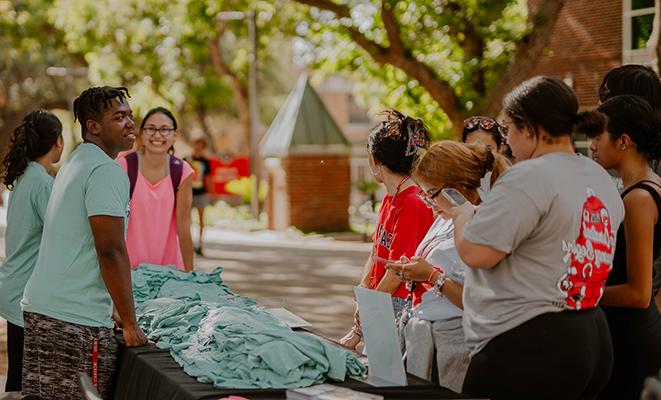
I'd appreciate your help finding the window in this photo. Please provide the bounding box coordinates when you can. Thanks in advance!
[623,0,656,64]
[348,94,370,125]
[573,132,590,157]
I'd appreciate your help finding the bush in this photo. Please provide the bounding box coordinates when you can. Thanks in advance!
[224,175,266,204]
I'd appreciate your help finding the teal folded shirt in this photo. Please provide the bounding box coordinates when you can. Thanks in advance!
[132,264,366,388]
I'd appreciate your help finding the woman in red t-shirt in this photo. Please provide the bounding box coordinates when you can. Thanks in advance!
[340,109,434,350]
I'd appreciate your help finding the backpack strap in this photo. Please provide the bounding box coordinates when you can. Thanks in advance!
[169,155,184,200]
[126,152,139,199]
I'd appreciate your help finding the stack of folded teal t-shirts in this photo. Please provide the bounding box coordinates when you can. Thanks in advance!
[132,264,366,388]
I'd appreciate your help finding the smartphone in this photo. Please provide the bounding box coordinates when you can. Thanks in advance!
[441,188,468,206]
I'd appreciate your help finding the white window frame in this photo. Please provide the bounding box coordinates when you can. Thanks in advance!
[623,0,656,64]
[575,139,591,157]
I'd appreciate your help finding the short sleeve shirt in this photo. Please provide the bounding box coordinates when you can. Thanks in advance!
[189,156,212,196]
[117,155,194,270]
[412,217,466,321]
[22,143,130,328]
[461,153,624,356]
[0,163,53,326]
[370,185,434,303]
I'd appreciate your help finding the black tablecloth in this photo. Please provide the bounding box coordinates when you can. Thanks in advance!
[112,335,474,400]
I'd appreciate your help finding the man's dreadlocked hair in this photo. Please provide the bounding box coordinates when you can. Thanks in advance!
[73,86,130,139]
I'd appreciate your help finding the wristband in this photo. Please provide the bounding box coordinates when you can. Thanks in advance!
[427,269,440,285]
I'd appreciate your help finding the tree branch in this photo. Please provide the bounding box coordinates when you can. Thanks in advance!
[207,33,251,155]
[293,0,465,136]
[208,36,247,99]
[194,105,216,147]
[294,0,350,17]
[479,0,566,115]
[443,1,488,95]
[295,0,390,61]
[381,1,404,55]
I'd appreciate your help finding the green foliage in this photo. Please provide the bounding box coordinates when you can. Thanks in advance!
[0,0,78,145]
[355,180,380,195]
[224,175,267,204]
[48,0,292,124]
[291,0,530,138]
[1,0,533,152]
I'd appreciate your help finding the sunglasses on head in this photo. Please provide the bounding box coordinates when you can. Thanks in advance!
[463,116,509,138]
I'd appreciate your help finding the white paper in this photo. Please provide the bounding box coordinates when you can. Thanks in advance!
[267,307,313,328]
[353,287,407,387]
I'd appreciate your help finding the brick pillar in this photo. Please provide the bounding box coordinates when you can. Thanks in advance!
[284,154,351,231]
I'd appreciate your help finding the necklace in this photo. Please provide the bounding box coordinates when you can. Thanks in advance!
[393,176,410,198]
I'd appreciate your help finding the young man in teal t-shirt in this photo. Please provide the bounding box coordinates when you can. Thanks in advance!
[21,87,148,399]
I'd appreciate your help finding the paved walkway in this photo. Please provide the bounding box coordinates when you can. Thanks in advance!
[195,237,368,339]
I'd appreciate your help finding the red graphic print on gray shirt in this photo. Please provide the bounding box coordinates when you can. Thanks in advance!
[558,188,616,310]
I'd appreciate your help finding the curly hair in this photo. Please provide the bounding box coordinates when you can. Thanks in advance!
[73,86,130,139]
[2,110,62,189]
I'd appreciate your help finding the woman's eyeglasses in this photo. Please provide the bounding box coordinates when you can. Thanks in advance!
[142,126,175,137]
[417,188,443,207]
[464,117,509,138]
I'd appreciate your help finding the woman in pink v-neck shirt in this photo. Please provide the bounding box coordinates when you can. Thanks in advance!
[117,107,195,271]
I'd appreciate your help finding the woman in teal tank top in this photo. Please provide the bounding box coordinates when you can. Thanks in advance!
[0,109,63,392]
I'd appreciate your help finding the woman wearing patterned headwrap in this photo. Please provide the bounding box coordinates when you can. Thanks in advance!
[339,109,434,350]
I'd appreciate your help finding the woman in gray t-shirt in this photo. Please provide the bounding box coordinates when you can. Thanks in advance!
[452,77,624,399]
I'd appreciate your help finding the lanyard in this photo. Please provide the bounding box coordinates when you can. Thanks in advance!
[393,176,409,197]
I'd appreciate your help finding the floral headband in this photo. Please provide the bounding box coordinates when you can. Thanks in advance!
[405,125,426,157]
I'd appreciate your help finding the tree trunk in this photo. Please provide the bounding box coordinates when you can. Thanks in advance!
[0,113,23,162]
[208,36,251,156]
[294,0,565,139]
[387,52,467,138]
[478,0,566,116]
[193,106,217,150]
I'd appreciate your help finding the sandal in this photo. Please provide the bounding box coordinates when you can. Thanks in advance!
[339,325,363,350]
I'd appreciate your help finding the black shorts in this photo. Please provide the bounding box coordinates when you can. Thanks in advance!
[22,312,118,400]
[462,308,612,400]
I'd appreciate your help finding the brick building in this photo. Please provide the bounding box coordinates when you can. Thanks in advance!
[261,75,352,232]
[530,0,655,104]
[528,0,655,152]
[314,1,658,184]
[263,1,658,230]
[315,76,375,207]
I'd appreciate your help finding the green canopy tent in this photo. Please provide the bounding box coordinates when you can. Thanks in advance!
[261,75,350,156]
[261,75,352,231]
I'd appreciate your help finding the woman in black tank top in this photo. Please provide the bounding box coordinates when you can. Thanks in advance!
[581,95,661,399]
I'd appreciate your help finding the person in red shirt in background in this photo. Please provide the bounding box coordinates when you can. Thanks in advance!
[339,109,434,350]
